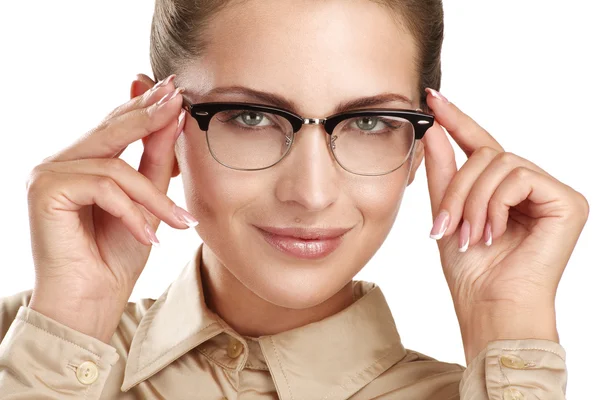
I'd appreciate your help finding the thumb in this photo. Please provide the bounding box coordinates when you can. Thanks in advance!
[422,120,457,218]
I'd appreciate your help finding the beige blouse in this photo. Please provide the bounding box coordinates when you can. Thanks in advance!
[0,244,567,399]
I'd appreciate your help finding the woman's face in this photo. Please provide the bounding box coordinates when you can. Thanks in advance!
[175,0,424,309]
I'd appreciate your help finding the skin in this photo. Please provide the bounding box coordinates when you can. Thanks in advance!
[27,0,588,367]
[171,0,424,336]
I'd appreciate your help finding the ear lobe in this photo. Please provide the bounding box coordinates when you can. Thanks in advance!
[407,141,425,186]
[130,73,158,100]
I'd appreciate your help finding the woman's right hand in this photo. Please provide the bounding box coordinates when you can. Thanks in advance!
[26,74,198,343]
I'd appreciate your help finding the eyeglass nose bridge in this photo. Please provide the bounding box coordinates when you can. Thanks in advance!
[296,118,336,149]
[302,118,326,126]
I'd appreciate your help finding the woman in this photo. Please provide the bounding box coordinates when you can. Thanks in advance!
[0,0,589,399]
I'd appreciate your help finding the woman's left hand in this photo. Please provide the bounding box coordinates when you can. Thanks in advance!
[422,89,589,364]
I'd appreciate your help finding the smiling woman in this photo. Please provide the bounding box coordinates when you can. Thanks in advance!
[0,0,595,399]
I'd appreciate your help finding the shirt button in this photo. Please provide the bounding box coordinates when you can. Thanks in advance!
[227,337,243,359]
[76,361,99,385]
[500,354,526,369]
[503,388,525,400]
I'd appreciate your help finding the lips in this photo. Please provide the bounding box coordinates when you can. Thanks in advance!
[254,225,352,260]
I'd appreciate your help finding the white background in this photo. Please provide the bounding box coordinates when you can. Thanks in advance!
[1,1,598,397]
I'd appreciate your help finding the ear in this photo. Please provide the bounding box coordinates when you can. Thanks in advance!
[407,140,424,186]
[130,73,156,99]
[130,73,181,178]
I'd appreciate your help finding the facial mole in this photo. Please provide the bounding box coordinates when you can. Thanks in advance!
[295,217,302,223]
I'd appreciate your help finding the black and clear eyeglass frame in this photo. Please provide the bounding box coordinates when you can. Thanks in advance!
[181,100,435,176]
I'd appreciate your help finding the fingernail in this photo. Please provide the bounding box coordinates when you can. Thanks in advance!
[156,74,176,88]
[430,210,450,240]
[177,109,186,130]
[175,110,186,140]
[458,220,470,253]
[484,221,493,246]
[426,88,449,103]
[145,224,160,248]
[157,87,185,107]
[173,205,199,228]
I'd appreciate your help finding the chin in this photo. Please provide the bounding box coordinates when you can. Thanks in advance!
[201,219,379,310]
[235,234,365,310]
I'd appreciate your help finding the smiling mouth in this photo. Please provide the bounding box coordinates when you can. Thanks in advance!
[254,225,352,260]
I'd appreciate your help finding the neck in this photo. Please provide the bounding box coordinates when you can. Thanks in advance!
[200,244,355,337]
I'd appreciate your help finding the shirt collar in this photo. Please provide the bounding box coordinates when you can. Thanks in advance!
[121,243,407,399]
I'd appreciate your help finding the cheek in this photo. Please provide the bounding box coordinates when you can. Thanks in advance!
[177,131,267,233]
[349,167,409,229]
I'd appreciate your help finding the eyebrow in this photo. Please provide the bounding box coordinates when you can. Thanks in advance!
[184,86,415,115]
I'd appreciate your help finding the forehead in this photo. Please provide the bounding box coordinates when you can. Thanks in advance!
[182,0,419,115]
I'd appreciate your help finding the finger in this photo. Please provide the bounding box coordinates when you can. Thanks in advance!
[422,120,457,232]
[28,171,158,247]
[425,88,504,157]
[111,74,176,160]
[53,87,185,162]
[35,157,196,230]
[102,74,176,123]
[137,108,187,215]
[487,167,582,260]
[46,75,177,163]
[434,146,501,241]
[462,152,559,248]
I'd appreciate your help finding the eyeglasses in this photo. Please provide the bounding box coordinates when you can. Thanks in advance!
[182,101,434,176]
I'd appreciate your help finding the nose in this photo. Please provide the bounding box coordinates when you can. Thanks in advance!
[274,124,340,212]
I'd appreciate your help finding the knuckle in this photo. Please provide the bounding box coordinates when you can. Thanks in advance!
[96,176,118,193]
[41,154,58,164]
[573,191,590,219]
[26,168,52,198]
[29,162,48,178]
[511,166,530,180]
[495,151,517,166]
[105,157,131,174]
[475,146,498,159]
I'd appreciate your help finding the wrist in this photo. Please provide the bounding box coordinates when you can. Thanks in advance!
[29,290,126,343]
[457,302,559,364]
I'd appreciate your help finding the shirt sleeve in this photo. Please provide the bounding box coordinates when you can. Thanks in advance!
[0,305,120,399]
[459,339,567,399]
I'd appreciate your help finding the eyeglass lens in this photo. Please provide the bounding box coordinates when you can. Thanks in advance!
[205,109,415,175]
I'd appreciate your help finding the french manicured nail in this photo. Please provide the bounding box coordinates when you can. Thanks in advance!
[173,205,199,228]
[458,220,470,253]
[430,210,450,240]
[157,74,176,88]
[177,109,186,130]
[157,87,185,107]
[484,221,493,246]
[145,224,160,248]
[147,75,175,98]
[426,88,449,103]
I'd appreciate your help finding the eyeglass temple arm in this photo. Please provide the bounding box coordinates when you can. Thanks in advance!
[181,96,193,112]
